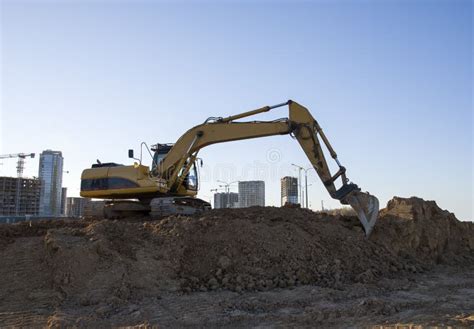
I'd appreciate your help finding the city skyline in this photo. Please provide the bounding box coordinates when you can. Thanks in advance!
[1,1,472,220]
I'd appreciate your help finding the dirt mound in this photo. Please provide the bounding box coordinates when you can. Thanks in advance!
[373,197,474,264]
[162,198,473,292]
[166,208,404,292]
[0,196,472,313]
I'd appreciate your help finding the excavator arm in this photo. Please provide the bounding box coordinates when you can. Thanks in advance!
[154,100,379,236]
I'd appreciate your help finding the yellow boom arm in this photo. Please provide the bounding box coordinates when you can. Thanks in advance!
[154,100,379,235]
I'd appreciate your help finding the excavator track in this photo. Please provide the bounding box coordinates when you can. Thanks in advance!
[150,197,211,219]
[83,198,211,220]
[84,200,150,219]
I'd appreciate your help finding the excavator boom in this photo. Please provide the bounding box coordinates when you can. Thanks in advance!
[153,100,379,236]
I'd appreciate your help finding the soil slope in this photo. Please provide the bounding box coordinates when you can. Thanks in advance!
[0,196,472,327]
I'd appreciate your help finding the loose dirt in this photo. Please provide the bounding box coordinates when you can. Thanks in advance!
[0,197,472,327]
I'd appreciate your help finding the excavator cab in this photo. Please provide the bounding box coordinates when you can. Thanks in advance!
[150,143,174,171]
[150,143,198,191]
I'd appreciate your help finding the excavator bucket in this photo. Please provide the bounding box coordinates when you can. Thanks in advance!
[345,191,379,237]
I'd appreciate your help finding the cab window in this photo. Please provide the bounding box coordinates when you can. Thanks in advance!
[152,152,167,171]
[186,162,198,190]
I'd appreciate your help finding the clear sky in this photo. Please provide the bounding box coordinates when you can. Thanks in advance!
[0,0,472,220]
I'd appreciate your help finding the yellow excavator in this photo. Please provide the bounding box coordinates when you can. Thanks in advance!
[80,100,379,236]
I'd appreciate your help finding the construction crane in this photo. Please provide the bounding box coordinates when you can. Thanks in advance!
[0,153,35,215]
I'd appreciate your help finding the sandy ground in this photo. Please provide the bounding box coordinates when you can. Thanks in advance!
[0,196,472,328]
[1,265,473,328]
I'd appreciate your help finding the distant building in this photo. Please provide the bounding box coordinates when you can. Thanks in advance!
[238,181,265,207]
[214,192,239,209]
[60,187,67,216]
[281,176,298,206]
[38,150,64,217]
[66,197,91,218]
[0,176,41,216]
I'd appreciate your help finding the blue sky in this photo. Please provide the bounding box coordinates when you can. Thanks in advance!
[1,0,472,220]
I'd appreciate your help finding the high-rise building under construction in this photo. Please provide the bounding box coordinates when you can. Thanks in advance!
[214,192,239,209]
[281,176,298,206]
[0,176,41,216]
[238,181,265,208]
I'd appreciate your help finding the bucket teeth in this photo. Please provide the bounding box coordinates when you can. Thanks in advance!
[345,191,379,237]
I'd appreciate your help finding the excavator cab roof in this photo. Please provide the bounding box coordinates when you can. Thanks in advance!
[151,143,174,154]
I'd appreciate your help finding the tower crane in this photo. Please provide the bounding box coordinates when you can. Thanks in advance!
[0,153,36,215]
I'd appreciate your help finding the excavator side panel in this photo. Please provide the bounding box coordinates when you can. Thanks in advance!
[80,164,164,199]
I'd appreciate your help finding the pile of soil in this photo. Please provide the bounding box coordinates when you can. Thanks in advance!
[169,197,473,292]
[374,197,474,264]
[0,197,472,311]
